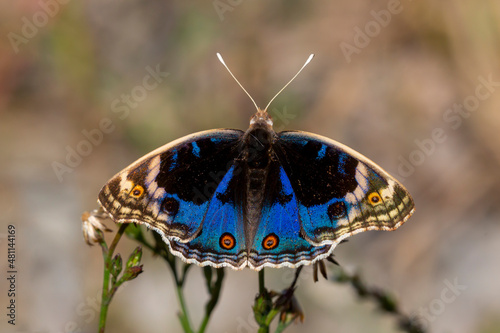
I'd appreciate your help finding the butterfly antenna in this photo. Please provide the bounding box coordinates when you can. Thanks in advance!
[217,53,260,112]
[264,54,314,112]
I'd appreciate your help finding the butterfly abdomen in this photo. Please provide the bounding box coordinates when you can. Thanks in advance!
[242,122,277,250]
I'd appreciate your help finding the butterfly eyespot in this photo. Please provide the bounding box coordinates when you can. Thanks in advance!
[328,201,346,219]
[130,185,144,198]
[262,233,279,250]
[368,192,382,205]
[162,198,179,215]
[219,233,236,250]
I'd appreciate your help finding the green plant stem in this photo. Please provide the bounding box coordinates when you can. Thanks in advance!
[125,226,227,333]
[259,269,265,294]
[258,324,270,333]
[172,261,195,332]
[265,309,280,327]
[198,307,212,332]
[164,254,193,332]
[176,283,194,333]
[256,269,274,333]
[127,228,195,332]
[199,268,225,333]
[98,223,128,333]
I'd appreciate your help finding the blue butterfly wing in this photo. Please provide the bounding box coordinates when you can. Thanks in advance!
[168,164,248,268]
[275,131,414,245]
[247,130,414,269]
[249,164,330,269]
[98,129,245,252]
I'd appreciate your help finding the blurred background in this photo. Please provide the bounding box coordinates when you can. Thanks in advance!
[1,0,500,332]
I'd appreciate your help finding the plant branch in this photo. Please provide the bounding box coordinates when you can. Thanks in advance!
[98,223,129,333]
[126,225,227,333]
[199,267,225,333]
[331,265,425,333]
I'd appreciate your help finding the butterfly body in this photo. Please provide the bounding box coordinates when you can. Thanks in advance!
[98,108,414,270]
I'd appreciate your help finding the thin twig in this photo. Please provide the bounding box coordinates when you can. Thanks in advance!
[331,265,426,333]
[199,268,225,333]
[98,223,128,333]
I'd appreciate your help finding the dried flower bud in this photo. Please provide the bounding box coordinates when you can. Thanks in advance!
[81,209,111,245]
[275,288,304,324]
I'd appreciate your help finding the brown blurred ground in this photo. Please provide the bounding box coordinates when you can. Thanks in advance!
[1,1,500,332]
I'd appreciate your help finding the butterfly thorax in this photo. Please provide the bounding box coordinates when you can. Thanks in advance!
[242,110,277,250]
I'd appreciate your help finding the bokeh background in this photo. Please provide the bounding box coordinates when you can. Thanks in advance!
[1,1,500,332]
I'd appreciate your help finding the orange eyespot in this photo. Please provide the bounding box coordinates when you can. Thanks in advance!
[219,233,236,250]
[262,233,279,250]
[130,185,144,198]
[368,192,382,205]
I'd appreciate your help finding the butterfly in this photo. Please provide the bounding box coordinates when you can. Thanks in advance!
[97,54,414,270]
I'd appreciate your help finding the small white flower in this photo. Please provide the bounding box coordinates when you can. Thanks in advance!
[82,209,111,245]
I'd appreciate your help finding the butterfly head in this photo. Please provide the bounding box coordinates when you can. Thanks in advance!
[250,109,273,130]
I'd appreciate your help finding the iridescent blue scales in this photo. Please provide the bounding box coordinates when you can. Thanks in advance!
[98,110,414,270]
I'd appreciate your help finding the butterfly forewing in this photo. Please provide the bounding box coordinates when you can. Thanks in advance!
[274,131,414,247]
[98,129,245,242]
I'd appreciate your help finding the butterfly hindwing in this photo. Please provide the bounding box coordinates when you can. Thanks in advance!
[273,130,414,249]
[98,129,244,244]
[249,163,331,269]
[168,164,248,268]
